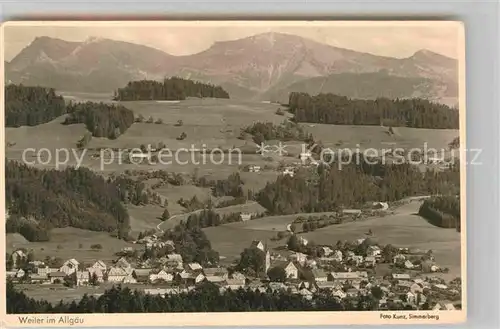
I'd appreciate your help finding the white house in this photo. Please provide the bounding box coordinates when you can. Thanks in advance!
[107,267,128,282]
[75,271,89,286]
[88,268,105,283]
[240,213,252,221]
[289,252,308,266]
[11,250,27,268]
[60,259,79,276]
[250,240,266,252]
[282,262,299,279]
[150,269,174,283]
[187,263,203,271]
[332,289,347,299]
[364,256,376,268]
[392,273,411,280]
[89,260,107,272]
[366,245,382,257]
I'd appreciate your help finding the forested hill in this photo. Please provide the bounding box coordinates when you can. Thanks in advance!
[5,161,130,242]
[288,92,459,129]
[63,102,135,139]
[5,84,66,127]
[114,77,230,101]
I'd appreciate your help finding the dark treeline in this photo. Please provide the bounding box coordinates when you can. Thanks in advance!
[196,173,245,198]
[258,161,460,215]
[5,161,130,241]
[418,196,461,231]
[5,84,66,127]
[183,210,244,229]
[288,92,459,129]
[242,121,312,144]
[114,77,230,101]
[63,102,135,139]
[161,222,219,266]
[8,281,395,313]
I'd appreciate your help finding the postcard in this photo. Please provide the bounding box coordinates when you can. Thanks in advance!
[1,20,466,326]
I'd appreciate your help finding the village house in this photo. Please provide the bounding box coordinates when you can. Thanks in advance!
[298,236,309,246]
[404,260,414,269]
[393,254,406,264]
[15,268,26,279]
[6,270,16,278]
[107,267,128,282]
[289,252,308,266]
[88,268,105,283]
[88,260,107,272]
[366,245,382,258]
[321,246,333,257]
[225,278,246,290]
[203,267,229,283]
[187,262,203,272]
[29,273,50,284]
[392,273,411,280]
[250,240,265,252]
[59,259,79,276]
[75,271,89,286]
[346,288,359,298]
[312,269,328,282]
[115,257,132,271]
[123,273,137,284]
[315,281,336,290]
[364,256,376,268]
[10,249,27,269]
[240,213,252,221]
[48,271,66,284]
[298,288,313,300]
[149,269,174,283]
[29,260,45,267]
[282,262,299,279]
[249,165,261,173]
[349,255,364,266]
[332,250,343,262]
[332,289,347,300]
[37,266,57,277]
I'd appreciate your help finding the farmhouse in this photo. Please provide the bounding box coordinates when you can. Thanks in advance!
[392,273,411,280]
[203,267,229,283]
[107,267,128,282]
[133,268,152,283]
[10,249,27,268]
[88,260,107,272]
[75,271,89,286]
[60,259,79,276]
[250,240,266,252]
[150,269,174,283]
[278,262,299,279]
[48,271,66,284]
[240,213,252,221]
[87,268,105,283]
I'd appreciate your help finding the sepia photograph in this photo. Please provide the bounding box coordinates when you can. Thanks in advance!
[1,20,466,326]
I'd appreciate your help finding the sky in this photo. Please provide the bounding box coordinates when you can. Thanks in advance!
[3,22,461,61]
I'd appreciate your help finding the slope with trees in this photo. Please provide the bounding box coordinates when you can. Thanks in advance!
[288,92,459,129]
[5,84,66,127]
[114,77,230,101]
[63,101,135,139]
[5,161,130,241]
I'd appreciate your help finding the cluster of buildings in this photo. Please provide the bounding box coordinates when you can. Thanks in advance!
[7,234,459,310]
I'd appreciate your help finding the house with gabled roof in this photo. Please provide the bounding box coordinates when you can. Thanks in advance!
[133,268,152,283]
[75,271,89,286]
[203,267,228,283]
[48,271,66,284]
[149,269,174,283]
[187,262,203,271]
[107,267,128,282]
[60,259,79,276]
[89,260,107,272]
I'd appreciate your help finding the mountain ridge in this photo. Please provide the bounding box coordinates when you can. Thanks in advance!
[5,32,458,104]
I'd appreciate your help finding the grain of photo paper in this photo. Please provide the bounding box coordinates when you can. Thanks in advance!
[0,20,466,326]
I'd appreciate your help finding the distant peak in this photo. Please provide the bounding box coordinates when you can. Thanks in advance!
[84,36,105,44]
[412,49,449,59]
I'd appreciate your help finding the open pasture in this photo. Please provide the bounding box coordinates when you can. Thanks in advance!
[6,227,137,264]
